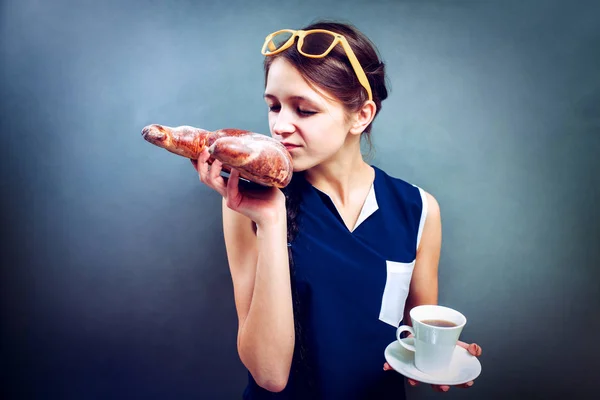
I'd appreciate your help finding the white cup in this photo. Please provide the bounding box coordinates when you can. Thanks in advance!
[396,305,466,375]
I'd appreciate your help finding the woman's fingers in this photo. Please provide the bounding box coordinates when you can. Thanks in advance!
[227,169,240,195]
[384,364,418,387]
[456,381,475,388]
[383,363,417,387]
[197,150,210,182]
[208,159,221,181]
[193,149,228,197]
[208,160,227,197]
[457,341,483,357]
[469,343,482,357]
[197,148,210,164]
[226,169,243,210]
[384,362,473,392]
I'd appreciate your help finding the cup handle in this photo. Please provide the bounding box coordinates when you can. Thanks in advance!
[396,325,415,352]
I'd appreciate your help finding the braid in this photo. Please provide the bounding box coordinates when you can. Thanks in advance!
[285,172,304,247]
[283,172,317,395]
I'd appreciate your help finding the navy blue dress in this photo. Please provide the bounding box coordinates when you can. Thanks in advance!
[243,166,428,400]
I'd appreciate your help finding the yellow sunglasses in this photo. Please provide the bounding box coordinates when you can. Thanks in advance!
[261,29,373,102]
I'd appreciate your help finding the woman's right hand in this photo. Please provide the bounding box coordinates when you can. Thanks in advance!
[191,148,287,226]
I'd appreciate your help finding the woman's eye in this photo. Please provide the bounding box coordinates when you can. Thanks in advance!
[267,104,315,115]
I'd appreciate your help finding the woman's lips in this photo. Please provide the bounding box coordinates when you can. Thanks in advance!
[283,144,301,151]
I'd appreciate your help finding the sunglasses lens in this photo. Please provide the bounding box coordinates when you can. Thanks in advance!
[266,31,294,53]
[300,32,336,56]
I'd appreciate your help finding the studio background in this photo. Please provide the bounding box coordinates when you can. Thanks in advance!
[1,0,599,399]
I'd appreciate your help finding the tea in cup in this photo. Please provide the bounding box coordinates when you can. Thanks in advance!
[396,305,466,375]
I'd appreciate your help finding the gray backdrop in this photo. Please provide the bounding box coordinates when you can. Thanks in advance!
[2,0,599,399]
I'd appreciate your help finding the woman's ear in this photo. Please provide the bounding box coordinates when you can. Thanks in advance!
[349,100,377,136]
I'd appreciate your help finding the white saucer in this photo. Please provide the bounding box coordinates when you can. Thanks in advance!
[384,337,482,386]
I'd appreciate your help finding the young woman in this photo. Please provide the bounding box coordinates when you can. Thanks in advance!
[191,20,482,399]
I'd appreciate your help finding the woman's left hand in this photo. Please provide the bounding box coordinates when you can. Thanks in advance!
[383,341,483,392]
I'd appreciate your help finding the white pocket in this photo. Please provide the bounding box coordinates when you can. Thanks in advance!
[379,260,416,327]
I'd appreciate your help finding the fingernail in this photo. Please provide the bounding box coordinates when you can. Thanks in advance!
[442,387,449,392]
[471,344,478,355]
[467,381,474,387]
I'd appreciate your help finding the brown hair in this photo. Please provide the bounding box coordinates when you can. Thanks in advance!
[263,20,389,392]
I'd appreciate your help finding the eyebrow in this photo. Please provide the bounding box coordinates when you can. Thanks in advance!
[263,93,315,103]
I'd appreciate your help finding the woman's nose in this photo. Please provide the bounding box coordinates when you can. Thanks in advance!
[271,111,295,137]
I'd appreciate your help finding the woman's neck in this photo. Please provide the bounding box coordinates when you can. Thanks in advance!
[305,139,374,207]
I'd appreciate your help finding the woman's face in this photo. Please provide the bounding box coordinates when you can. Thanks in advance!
[264,57,353,172]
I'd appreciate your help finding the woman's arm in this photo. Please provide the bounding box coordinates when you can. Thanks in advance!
[403,191,442,325]
[222,199,295,392]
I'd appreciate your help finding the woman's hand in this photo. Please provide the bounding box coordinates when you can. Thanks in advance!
[191,148,286,226]
[383,340,483,392]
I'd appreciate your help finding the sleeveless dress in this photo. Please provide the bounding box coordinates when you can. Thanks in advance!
[243,165,428,400]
